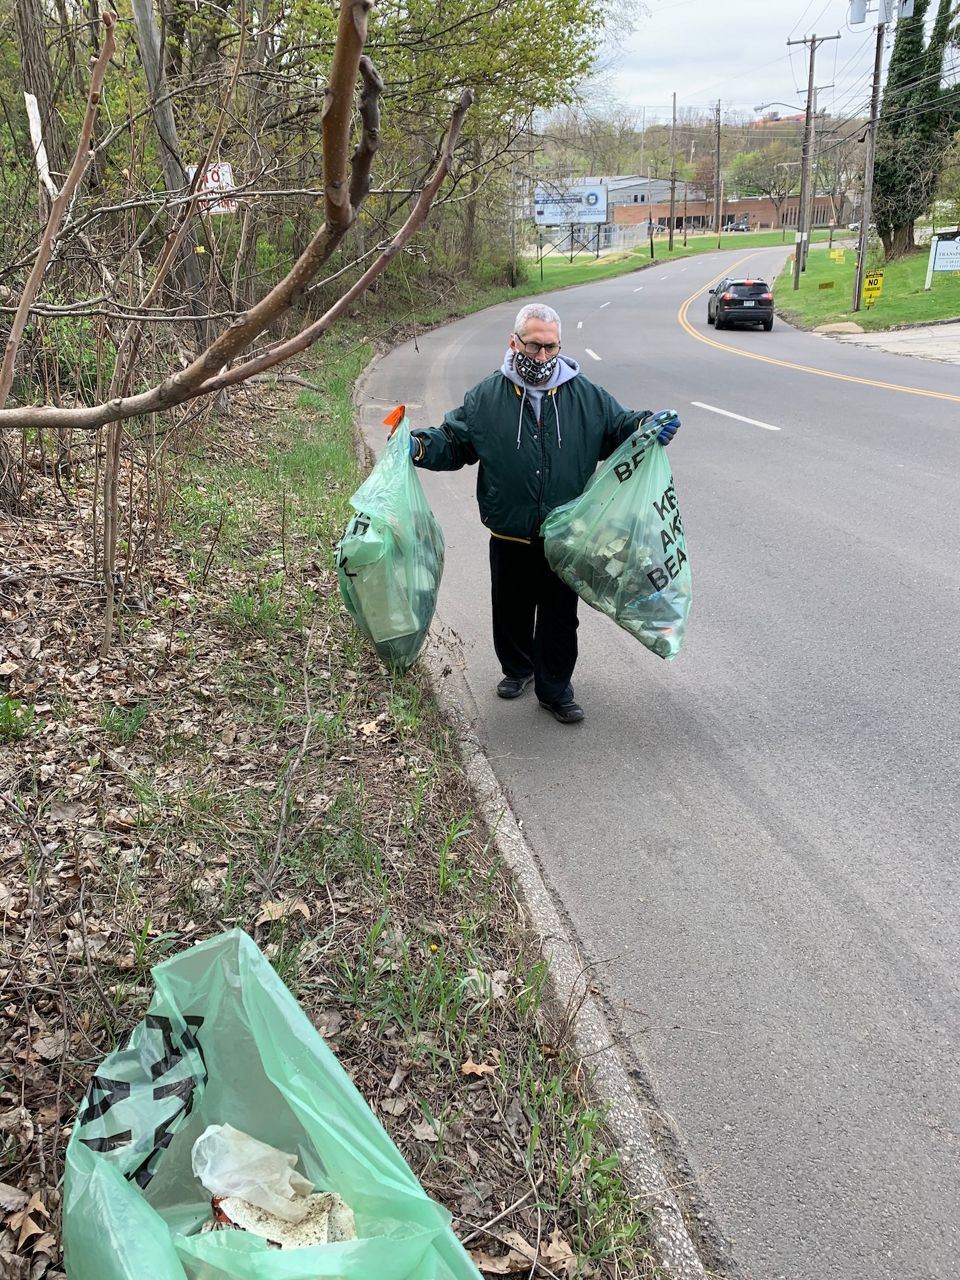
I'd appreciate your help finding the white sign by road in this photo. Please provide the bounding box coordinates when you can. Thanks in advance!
[924,232,960,288]
[533,184,607,226]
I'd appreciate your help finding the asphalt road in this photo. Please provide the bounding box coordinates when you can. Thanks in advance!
[357,245,960,1280]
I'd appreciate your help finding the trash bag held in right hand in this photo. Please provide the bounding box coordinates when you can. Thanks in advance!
[541,420,692,660]
[335,413,444,672]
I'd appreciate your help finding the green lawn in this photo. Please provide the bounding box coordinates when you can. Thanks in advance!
[774,243,960,331]
[528,227,834,292]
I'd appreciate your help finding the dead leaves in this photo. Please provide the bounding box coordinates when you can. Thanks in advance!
[254,898,311,926]
[0,1184,28,1213]
[468,1227,576,1277]
[1,1189,56,1266]
[460,1057,497,1078]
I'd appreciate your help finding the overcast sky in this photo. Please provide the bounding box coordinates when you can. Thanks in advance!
[590,0,899,123]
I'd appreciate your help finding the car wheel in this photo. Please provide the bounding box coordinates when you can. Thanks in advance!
[763,317,773,332]
[715,316,725,330]
[707,311,715,326]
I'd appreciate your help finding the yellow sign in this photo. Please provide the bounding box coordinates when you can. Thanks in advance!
[830,249,845,262]
[863,270,884,308]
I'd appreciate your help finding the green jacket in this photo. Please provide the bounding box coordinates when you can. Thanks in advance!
[412,371,650,541]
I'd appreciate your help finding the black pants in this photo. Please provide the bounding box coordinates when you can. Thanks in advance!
[489,536,579,705]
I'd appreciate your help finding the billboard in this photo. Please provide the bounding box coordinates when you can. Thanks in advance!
[533,183,607,226]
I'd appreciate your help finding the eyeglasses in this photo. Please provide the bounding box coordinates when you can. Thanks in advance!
[514,335,561,357]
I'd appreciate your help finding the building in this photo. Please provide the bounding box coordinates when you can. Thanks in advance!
[602,176,840,231]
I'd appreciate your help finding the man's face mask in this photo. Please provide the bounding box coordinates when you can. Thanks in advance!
[512,334,561,386]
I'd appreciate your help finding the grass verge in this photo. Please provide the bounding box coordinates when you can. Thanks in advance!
[774,241,960,330]
[0,330,665,1277]
[469,228,835,300]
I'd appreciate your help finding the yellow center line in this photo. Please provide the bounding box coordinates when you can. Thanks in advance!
[676,251,960,405]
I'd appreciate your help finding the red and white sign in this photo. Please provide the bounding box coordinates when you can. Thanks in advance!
[187,162,238,214]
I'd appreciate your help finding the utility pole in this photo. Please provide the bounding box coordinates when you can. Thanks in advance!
[639,106,645,183]
[668,91,677,252]
[787,31,839,290]
[713,99,721,238]
[853,20,886,311]
[801,87,832,272]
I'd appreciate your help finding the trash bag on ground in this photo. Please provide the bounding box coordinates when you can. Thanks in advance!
[541,420,692,659]
[63,929,481,1280]
[335,411,444,671]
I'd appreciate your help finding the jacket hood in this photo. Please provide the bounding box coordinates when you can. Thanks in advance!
[500,350,580,391]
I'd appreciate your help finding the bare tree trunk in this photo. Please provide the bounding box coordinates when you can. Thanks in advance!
[880,221,917,259]
[130,0,209,348]
[237,0,273,307]
[14,0,66,199]
[461,138,481,264]
[0,436,18,512]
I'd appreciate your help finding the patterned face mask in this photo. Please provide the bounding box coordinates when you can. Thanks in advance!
[513,350,559,385]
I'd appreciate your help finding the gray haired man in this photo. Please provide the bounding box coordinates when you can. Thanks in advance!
[409,303,680,724]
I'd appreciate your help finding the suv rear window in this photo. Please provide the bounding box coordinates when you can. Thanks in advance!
[729,281,770,297]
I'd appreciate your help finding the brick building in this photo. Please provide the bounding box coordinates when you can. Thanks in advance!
[602,176,841,232]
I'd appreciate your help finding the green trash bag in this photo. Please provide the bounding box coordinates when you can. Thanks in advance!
[541,420,692,660]
[335,412,444,671]
[63,929,481,1280]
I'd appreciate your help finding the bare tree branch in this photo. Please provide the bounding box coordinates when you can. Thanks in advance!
[0,12,116,410]
[0,4,472,435]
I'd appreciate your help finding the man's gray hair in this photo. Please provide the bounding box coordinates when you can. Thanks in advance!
[514,303,561,339]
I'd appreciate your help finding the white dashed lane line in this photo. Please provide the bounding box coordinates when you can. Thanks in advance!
[633,286,644,292]
[691,401,781,432]
[585,349,602,361]
[600,301,611,309]
[577,320,583,329]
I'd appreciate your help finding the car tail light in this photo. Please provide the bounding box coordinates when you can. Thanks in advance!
[761,292,773,300]
[721,291,732,301]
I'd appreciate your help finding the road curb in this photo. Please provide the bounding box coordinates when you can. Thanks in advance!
[420,640,708,1280]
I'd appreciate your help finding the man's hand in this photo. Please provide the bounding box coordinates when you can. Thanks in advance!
[649,409,681,446]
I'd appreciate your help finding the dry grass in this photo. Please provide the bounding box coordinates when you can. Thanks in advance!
[0,364,663,1279]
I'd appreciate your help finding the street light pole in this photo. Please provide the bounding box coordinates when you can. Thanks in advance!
[853,20,886,312]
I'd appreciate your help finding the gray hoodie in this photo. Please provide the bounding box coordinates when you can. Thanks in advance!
[500,351,580,449]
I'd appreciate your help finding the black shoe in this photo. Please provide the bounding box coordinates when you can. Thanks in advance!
[497,674,534,699]
[538,698,585,724]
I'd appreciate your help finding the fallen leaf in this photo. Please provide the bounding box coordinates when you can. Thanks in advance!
[409,1118,439,1143]
[255,899,311,926]
[15,1214,42,1252]
[30,1231,57,1254]
[378,1096,409,1117]
[542,1227,577,1276]
[468,1232,537,1274]
[461,1058,497,1078]
[0,1182,27,1212]
[32,1031,66,1061]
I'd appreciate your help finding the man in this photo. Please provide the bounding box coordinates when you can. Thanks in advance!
[408,303,680,725]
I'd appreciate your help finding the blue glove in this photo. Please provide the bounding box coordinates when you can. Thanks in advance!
[650,409,681,446]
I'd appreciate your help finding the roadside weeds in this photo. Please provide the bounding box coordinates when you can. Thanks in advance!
[0,333,669,1278]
